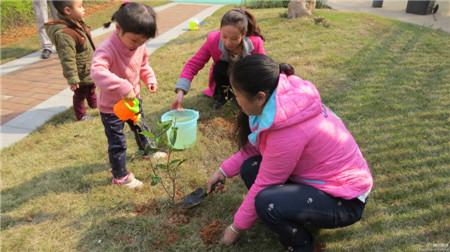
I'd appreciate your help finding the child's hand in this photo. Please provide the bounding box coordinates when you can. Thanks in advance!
[70,84,79,91]
[124,89,136,100]
[148,84,157,93]
[171,89,184,111]
[207,169,226,194]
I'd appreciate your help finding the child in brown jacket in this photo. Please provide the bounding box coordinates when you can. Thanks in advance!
[45,0,96,120]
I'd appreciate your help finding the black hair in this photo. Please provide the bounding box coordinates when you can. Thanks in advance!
[220,8,264,40]
[52,0,74,16]
[103,2,157,39]
[231,54,295,148]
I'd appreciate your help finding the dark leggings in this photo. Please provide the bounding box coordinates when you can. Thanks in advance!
[212,60,234,104]
[73,84,97,120]
[100,100,152,178]
[240,156,366,252]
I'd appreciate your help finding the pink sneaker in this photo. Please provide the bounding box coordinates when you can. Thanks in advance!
[112,173,143,189]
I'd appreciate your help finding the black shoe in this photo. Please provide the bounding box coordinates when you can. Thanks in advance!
[41,49,52,59]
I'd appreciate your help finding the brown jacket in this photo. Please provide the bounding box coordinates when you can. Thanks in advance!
[45,17,95,85]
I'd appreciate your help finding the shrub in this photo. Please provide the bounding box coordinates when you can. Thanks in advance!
[1,0,34,33]
[141,120,186,205]
[242,0,330,10]
[242,0,289,9]
[316,0,331,9]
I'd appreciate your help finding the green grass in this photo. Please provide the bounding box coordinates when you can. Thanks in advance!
[0,0,117,32]
[2,7,450,251]
[1,0,34,32]
[0,0,168,64]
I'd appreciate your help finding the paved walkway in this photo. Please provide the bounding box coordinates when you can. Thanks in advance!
[327,0,450,33]
[0,3,224,149]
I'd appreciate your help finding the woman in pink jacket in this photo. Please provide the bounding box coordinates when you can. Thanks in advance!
[172,8,266,110]
[207,55,373,251]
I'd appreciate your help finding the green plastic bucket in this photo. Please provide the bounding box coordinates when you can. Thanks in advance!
[160,109,200,149]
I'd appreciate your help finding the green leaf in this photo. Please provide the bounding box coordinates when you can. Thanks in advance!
[169,127,178,146]
[156,164,167,170]
[170,159,187,167]
[162,124,172,134]
[175,159,187,169]
[144,145,159,153]
[169,159,181,165]
[150,175,161,186]
[140,130,155,139]
[159,120,173,133]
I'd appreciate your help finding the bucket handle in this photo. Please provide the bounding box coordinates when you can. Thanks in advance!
[123,98,140,114]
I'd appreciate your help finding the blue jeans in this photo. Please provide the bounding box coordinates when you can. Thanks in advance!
[240,156,366,252]
[100,102,151,178]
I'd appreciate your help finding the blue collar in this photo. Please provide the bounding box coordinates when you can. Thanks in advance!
[248,90,277,146]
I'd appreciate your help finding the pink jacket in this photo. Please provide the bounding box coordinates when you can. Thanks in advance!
[175,31,265,96]
[221,74,373,230]
[90,32,157,113]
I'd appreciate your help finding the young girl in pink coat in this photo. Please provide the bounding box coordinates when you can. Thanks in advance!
[172,8,266,110]
[90,3,159,189]
[207,55,373,251]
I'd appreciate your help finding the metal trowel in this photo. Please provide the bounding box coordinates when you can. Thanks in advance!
[180,180,224,209]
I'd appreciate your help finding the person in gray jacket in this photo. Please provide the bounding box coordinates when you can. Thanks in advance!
[32,0,59,59]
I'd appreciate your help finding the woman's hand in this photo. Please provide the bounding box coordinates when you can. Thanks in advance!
[172,89,184,111]
[207,170,226,194]
[220,224,240,246]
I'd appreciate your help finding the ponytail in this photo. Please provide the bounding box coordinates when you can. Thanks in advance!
[103,2,157,39]
[103,3,127,28]
[279,63,295,76]
[221,8,264,40]
[231,55,296,148]
[236,111,251,149]
[241,9,264,40]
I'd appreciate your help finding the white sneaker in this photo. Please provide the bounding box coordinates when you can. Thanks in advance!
[151,151,168,160]
[112,173,143,189]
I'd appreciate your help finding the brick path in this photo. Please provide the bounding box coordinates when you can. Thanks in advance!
[0,3,211,124]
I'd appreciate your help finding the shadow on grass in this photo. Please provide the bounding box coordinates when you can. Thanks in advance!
[44,108,80,126]
[0,163,108,217]
[0,211,64,233]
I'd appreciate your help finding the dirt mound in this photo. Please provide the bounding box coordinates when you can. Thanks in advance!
[167,207,190,225]
[199,219,224,245]
[134,200,161,216]
[199,117,235,140]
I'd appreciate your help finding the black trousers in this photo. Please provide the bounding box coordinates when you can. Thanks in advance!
[212,60,235,104]
[100,101,151,178]
[240,155,366,252]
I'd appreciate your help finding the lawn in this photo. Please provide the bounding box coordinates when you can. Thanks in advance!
[0,0,168,64]
[1,6,449,251]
